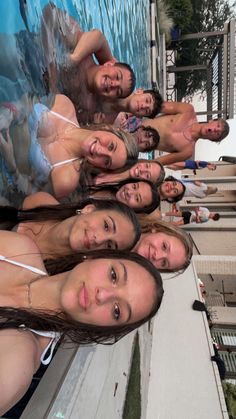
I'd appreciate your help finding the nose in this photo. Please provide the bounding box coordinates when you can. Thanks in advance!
[151,249,164,263]
[110,79,119,88]
[95,287,115,305]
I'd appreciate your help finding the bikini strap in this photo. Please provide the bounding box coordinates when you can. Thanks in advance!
[49,110,80,128]
[52,157,81,168]
[0,255,47,276]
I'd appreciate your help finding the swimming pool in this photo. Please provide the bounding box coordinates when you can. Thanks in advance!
[0,0,152,206]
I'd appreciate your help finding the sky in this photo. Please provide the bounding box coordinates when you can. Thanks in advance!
[192,93,236,161]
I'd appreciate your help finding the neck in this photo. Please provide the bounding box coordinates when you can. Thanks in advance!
[36,219,75,257]
[29,271,67,312]
[190,122,202,140]
[114,97,129,112]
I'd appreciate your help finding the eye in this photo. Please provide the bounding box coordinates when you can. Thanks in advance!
[104,157,111,168]
[108,142,114,151]
[110,267,117,284]
[106,240,114,249]
[104,220,109,232]
[116,88,122,97]
[162,242,167,251]
[113,303,120,321]
[161,259,168,268]
[132,183,137,189]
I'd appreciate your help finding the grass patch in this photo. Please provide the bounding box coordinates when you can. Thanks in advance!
[123,332,141,419]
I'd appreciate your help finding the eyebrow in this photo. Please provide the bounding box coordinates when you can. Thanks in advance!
[108,216,116,234]
[118,70,123,96]
[119,262,132,323]
[113,141,117,153]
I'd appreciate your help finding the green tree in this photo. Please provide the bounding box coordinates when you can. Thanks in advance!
[222,382,236,419]
[166,0,193,30]
[168,0,236,100]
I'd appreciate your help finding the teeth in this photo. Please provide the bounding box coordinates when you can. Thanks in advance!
[90,141,96,155]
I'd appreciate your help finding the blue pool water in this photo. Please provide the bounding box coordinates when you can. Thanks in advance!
[0,0,151,206]
[0,0,151,88]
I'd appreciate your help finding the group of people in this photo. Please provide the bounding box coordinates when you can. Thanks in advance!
[0,2,230,415]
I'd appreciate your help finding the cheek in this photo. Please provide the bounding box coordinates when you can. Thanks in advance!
[86,306,112,326]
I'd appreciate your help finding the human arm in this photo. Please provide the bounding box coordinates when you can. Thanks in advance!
[41,5,114,66]
[0,329,42,416]
[156,145,194,166]
[23,192,59,209]
[70,29,115,66]
[160,101,195,115]
[166,161,186,170]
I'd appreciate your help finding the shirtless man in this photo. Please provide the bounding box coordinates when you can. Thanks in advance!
[141,101,230,165]
[40,3,136,121]
[91,89,163,125]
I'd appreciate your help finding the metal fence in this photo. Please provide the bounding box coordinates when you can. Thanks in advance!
[166,19,236,120]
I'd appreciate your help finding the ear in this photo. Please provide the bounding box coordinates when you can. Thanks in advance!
[81,204,96,214]
[103,60,115,67]
[135,89,144,95]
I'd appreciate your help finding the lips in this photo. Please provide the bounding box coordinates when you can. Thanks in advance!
[134,167,140,177]
[119,186,128,203]
[102,76,110,93]
[78,282,89,310]
[165,183,170,193]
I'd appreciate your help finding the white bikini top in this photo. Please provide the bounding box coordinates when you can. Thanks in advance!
[49,110,82,170]
[0,254,61,365]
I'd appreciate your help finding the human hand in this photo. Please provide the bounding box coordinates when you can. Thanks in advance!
[114,112,129,129]
[93,112,106,124]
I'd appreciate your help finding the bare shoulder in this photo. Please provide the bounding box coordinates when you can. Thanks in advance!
[0,230,44,267]
[53,94,76,113]
[0,329,42,415]
[23,192,59,209]
[51,162,80,198]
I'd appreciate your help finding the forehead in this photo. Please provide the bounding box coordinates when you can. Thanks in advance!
[139,128,154,138]
[136,92,153,102]
[139,181,152,198]
[210,119,223,128]
[122,259,156,322]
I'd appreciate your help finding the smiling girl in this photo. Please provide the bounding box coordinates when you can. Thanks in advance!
[0,231,163,415]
